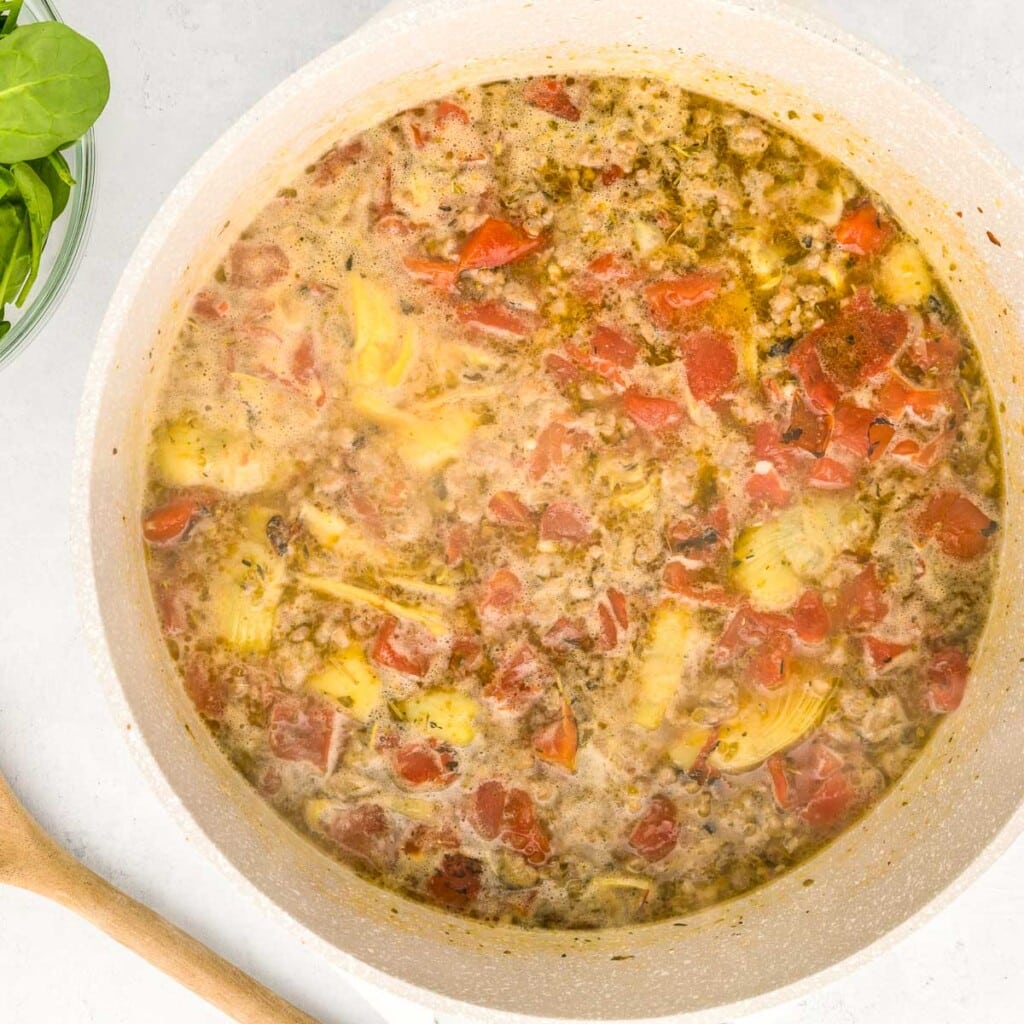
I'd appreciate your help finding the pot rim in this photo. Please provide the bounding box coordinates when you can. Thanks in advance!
[71,2,1024,1021]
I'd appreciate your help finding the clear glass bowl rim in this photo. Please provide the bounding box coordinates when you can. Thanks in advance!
[0,0,97,371]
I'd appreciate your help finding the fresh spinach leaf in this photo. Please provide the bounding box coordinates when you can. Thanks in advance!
[0,22,109,162]
[0,1,22,37]
[29,150,73,218]
[0,201,30,305]
[11,160,51,302]
[0,165,14,203]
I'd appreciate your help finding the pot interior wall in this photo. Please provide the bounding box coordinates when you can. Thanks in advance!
[82,1,1024,1020]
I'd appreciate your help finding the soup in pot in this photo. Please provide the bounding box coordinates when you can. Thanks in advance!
[142,76,1001,928]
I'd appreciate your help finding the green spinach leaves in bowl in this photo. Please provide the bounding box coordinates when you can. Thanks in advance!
[0,1,108,340]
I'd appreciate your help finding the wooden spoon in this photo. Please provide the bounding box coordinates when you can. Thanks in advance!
[0,772,320,1023]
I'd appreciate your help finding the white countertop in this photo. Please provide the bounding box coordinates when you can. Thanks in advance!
[1,1,1022,1021]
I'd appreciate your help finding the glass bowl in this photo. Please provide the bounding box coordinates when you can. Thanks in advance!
[0,0,96,371]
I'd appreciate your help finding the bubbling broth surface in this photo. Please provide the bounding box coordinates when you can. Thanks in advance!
[142,76,1001,928]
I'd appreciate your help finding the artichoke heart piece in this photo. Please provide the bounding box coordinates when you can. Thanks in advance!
[732,497,872,611]
[295,572,449,637]
[878,240,933,308]
[397,688,478,746]
[594,456,660,512]
[588,875,656,895]
[152,419,270,494]
[307,645,383,723]
[299,502,391,563]
[347,274,418,390]
[634,603,695,730]
[708,678,834,774]
[667,727,716,771]
[352,390,479,475]
[210,507,287,653]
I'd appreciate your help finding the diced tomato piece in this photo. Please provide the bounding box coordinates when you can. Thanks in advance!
[797,290,908,389]
[479,568,523,617]
[808,457,855,490]
[183,655,227,721]
[376,213,419,236]
[662,563,738,607]
[750,631,794,689]
[155,583,188,636]
[769,744,855,829]
[444,522,473,567]
[391,738,459,789]
[468,781,550,864]
[891,439,920,457]
[866,418,895,462]
[449,633,483,672]
[800,772,855,829]
[539,501,593,544]
[595,588,629,650]
[590,324,639,370]
[717,603,795,662]
[435,100,470,127]
[533,701,579,771]
[403,823,460,857]
[679,328,737,404]
[427,852,483,910]
[607,588,629,629]
[645,272,721,325]
[789,340,841,412]
[269,696,343,773]
[864,635,910,672]
[877,372,948,421]
[793,590,830,645]
[831,402,878,458]
[523,77,580,121]
[784,392,832,456]
[586,252,641,283]
[485,643,551,711]
[666,506,728,561]
[456,300,539,339]
[402,255,459,291]
[372,616,435,678]
[530,421,586,480]
[545,352,581,385]
[745,466,791,507]
[312,139,365,185]
[487,491,534,530]
[470,780,506,839]
[142,496,201,544]
[459,217,546,271]
[543,616,588,650]
[910,322,961,374]
[767,756,791,809]
[925,647,969,713]
[833,201,892,257]
[915,490,997,560]
[229,242,289,289]
[601,163,625,185]
[752,419,803,474]
[836,565,889,630]
[628,795,679,862]
[596,602,618,650]
[193,290,230,320]
[345,482,383,537]
[324,803,394,869]
[623,388,684,432]
[501,788,551,864]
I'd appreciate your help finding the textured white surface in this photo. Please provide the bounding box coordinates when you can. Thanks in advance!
[0,1,1022,1022]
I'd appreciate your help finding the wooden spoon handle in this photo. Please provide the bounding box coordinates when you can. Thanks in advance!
[12,825,320,1023]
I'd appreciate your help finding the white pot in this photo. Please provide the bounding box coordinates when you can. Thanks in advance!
[73,1,1024,1020]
